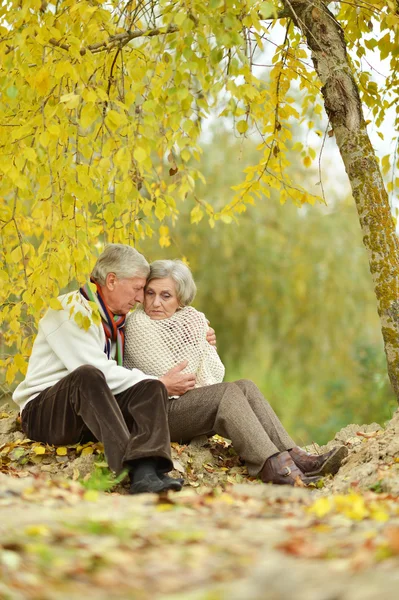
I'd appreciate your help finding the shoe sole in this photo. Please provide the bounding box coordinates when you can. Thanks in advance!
[129,480,166,495]
[162,482,183,492]
[158,476,184,492]
[306,446,348,477]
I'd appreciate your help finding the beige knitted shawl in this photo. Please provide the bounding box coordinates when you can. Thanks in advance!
[124,305,225,387]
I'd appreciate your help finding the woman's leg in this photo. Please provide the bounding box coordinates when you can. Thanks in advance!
[233,380,348,477]
[167,382,281,476]
[233,379,296,452]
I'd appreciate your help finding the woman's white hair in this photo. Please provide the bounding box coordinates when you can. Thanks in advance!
[148,260,197,306]
[92,244,149,285]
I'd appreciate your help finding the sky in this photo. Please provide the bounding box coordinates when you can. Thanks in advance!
[203,17,397,215]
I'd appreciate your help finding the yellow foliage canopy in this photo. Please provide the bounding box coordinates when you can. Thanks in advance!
[0,1,398,380]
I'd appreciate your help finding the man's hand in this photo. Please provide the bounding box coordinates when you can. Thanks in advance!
[160,361,196,396]
[206,324,217,347]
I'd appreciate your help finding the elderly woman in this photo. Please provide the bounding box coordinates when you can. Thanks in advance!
[124,260,347,486]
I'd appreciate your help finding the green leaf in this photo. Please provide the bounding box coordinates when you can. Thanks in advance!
[6,86,18,99]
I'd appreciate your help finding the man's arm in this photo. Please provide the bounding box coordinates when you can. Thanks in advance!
[206,325,217,347]
[41,305,156,395]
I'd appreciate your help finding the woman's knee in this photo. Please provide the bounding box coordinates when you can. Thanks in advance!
[234,378,260,395]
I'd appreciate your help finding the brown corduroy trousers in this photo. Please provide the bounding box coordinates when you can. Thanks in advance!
[21,365,173,474]
[167,379,296,476]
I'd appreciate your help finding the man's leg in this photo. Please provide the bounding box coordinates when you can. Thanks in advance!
[115,379,173,472]
[21,365,131,474]
[115,379,182,493]
[167,382,282,476]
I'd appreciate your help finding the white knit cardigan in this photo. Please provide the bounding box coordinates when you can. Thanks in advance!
[124,305,225,387]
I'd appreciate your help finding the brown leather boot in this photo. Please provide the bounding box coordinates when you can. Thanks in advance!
[289,445,348,477]
[260,451,321,486]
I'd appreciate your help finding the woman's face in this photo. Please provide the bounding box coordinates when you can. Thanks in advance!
[144,277,180,320]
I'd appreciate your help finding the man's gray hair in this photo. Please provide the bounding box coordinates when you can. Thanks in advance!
[148,259,197,306]
[92,244,149,285]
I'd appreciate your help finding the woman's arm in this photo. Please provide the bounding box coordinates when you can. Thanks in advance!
[184,308,225,386]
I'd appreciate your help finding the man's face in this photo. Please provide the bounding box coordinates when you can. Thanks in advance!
[102,275,147,315]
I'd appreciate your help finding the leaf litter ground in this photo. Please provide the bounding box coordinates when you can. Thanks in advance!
[0,407,399,599]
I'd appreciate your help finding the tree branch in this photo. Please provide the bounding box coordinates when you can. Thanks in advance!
[49,24,179,56]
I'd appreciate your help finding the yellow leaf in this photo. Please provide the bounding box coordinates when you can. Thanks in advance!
[303,156,311,168]
[181,149,191,162]
[190,205,203,225]
[60,93,80,109]
[159,225,171,248]
[134,147,148,163]
[114,147,131,172]
[25,525,50,537]
[237,120,248,134]
[14,354,27,370]
[82,316,92,331]
[106,109,126,129]
[49,297,63,310]
[48,124,61,136]
[23,148,37,163]
[382,154,390,176]
[34,69,51,96]
[33,446,46,455]
[81,446,94,456]
[174,13,186,27]
[80,103,99,129]
[10,246,22,263]
[56,447,68,456]
[6,362,18,385]
[154,198,166,221]
[83,490,99,502]
[308,496,332,518]
[159,225,169,236]
[39,131,50,147]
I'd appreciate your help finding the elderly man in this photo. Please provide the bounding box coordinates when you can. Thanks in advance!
[13,244,203,494]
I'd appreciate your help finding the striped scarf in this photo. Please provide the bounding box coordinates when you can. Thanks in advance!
[79,279,125,365]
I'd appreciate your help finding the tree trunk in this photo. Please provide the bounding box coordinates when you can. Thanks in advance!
[281,0,399,401]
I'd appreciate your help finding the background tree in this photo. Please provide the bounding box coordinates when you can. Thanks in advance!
[141,126,396,443]
[1,1,398,407]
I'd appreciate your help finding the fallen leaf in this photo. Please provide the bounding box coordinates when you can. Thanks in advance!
[385,527,399,554]
[24,524,50,537]
[81,446,94,456]
[172,459,185,473]
[83,490,99,502]
[33,446,46,455]
[356,431,379,439]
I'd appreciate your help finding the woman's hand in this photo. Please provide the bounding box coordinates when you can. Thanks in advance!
[160,361,196,396]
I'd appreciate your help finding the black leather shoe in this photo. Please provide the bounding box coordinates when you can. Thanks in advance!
[129,473,167,495]
[157,473,184,491]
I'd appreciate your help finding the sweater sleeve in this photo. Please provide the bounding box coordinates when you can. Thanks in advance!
[186,309,225,386]
[41,297,156,395]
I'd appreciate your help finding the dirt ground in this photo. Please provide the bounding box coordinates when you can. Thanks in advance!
[1,406,399,599]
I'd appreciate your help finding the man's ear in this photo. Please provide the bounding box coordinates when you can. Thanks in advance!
[105,272,117,291]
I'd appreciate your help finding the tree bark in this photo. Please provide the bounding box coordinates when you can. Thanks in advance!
[281,0,399,401]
